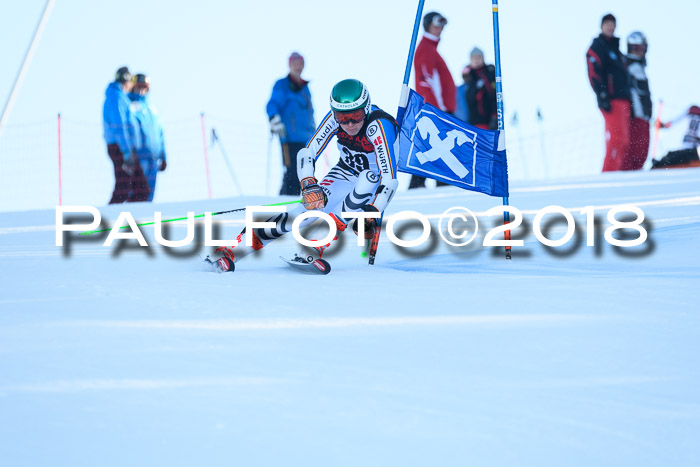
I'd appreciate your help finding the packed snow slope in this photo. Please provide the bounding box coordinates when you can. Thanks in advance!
[1,168,699,466]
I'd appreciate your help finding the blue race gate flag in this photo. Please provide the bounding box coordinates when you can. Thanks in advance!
[397,89,509,197]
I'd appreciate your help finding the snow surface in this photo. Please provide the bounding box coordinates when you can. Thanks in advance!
[1,168,699,466]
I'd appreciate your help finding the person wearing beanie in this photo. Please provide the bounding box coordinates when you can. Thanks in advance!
[463,47,498,131]
[410,11,456,189]
[266,52,315,196]
[102,66,141,204]
[586,13,632,172]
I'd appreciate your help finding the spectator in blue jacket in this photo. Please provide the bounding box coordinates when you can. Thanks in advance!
[128,73,167,202]
[266,52,315,196]
[103,66,140,204]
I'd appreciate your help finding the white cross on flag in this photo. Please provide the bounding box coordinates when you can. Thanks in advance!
[397,89,509,197]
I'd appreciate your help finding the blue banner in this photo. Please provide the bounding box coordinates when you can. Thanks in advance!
[397,89,509,197]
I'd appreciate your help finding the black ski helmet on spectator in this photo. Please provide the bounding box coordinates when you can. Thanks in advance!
[132,73,151,86]
[115,66,131,83]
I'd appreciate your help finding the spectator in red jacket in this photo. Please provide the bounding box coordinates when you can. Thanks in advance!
[410,11,456,189]
[586,13,632,172]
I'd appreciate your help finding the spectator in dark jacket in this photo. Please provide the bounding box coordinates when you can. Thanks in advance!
[266,52,315,196]
[103,66,140,204]
[464,47,498,130]
[586,13,632,172]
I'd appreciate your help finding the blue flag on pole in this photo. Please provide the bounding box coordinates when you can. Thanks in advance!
[397,89,509,197]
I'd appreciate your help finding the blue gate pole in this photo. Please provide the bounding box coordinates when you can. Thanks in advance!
[396,0,425,126]
[492,0,512,259]
[369,0,426,266]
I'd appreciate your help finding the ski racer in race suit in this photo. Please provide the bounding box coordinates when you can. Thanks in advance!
[209,79,399,272]
[651,105,700,169]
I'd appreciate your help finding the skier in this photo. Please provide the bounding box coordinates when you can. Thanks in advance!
[651,105,700,169]
[622,31,652,171]
[586,13,632,172]
[206,79,399,273]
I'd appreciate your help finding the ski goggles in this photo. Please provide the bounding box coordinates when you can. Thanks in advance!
[334,109,365,125]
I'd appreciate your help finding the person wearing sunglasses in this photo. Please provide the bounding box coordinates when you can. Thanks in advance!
[207,79,399,273]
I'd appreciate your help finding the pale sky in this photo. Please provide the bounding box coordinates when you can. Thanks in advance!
[1,0,698,211]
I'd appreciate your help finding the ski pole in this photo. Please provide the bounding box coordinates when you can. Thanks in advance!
[79,199,302,236]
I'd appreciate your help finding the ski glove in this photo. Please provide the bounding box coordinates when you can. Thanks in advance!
[597,92,611,112]
[158,159,167,172]
[300,177,326,210]
[270,115,286,139]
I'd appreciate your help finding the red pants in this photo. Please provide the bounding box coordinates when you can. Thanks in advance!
[621,118,650,171]
[601,99,631,172]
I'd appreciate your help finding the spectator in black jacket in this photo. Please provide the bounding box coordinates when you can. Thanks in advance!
[586,13,632,172]
[464,47,498,130]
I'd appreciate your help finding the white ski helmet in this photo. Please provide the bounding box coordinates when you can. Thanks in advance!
[627,31,648,55]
